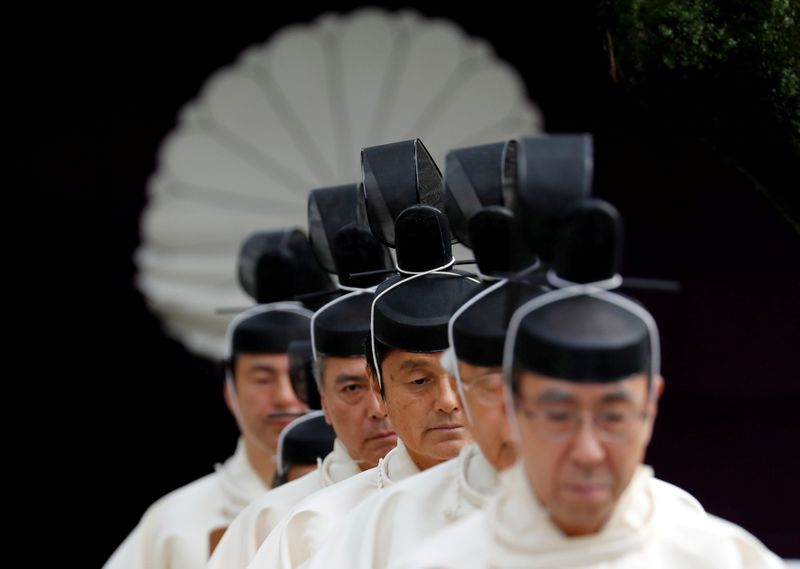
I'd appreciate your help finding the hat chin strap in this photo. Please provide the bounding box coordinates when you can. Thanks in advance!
[370,258,478,390]
[396,255,455,276]
[223,301,314,434]
[502,282,661,455]
[447,278,509,425]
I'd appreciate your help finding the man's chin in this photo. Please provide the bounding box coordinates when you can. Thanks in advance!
[428,436,471,461]
[426,425,471,447]
[360,437,398,468]
[365,433,399,450]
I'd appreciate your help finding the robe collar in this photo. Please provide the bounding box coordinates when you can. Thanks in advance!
[376,439,419,489]
[443,443,500,520]
[487,462,657,568]
[216,438,271,522]
[319,438,362,487]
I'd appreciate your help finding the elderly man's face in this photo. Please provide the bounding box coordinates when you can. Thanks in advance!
[319,356,396,470]
[457,362,516,470]
[372,351,472,470]
[514,371,662,536]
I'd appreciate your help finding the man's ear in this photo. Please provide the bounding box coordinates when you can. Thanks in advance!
[641,374,665,445]
[650,374,665,416]
[223,379,235,415]
[652,374,665,404]
[320,394,333,426]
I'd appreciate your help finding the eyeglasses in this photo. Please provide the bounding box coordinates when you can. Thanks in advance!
[461,373,504,407]
[517,405,650,442]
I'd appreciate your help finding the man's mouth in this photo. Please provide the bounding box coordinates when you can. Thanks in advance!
[366,431,397,442]
[564,482,610,499]
[427,423,464,432]
[267,411,306,424]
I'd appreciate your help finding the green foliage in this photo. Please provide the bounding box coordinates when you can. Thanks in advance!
[601,0,800,228]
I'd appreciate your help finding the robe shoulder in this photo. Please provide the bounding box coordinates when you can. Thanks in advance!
[244,467,381,569]
[207,470,322,569]
[103,471,225,569]
[386,510,489,569]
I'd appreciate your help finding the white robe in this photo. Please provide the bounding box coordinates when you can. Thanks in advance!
[245,440,419,569]
[104,439,268,569]
[206,438,361,569]
[306,443,497,569]
[391,462,785,569]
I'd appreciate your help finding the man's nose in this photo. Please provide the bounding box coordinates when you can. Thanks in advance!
[434,376,461,415]
[568,416,606,466]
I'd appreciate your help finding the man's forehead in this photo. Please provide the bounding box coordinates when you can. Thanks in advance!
[385,351,444,371]
[237,352,290,368]
[517,371,648,399]
[324,355,367,367]
[323,356,368,378]
[458,361,502,378]
[399,356,443,371]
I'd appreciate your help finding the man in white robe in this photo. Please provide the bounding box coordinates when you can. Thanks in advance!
[392,289,785,569]
[305,275,544,569]
[207,291,397,569]
[104,304,312,569]
[246,258,481,569]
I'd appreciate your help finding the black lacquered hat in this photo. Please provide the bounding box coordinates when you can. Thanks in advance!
[307,183,393,288]
[276,411,336,481]
[511,293,651,382]
[513,134,594,262]
[237,228,336,309]
[312,290,374,358]
[373,271,480,354]
[361,139,444,248]
[444,140,536,279]
[443,141,516,241]
[227,305,312,358]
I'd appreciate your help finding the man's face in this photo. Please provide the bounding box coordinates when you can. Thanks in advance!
[320,356,396,470]
[373,351,472,470]
[457,362,516,470]
[229,353,308,453]
[514,371,661,536]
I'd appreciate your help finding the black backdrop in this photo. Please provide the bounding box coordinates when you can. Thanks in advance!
[37,3,798,564]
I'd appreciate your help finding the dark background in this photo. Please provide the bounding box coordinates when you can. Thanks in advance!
[37,3,798,564]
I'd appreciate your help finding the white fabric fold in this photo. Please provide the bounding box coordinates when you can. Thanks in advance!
[103,438,268,569]
[245,440,415,569]
[305,443,499,569]
[391,462,785,569]
[207,438,360,569]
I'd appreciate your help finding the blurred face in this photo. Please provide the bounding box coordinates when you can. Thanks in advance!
[228,353,308,453]
[320,356,396,470]
[372,351,472,471]
[457,362,517,470]
[514,371,662,536]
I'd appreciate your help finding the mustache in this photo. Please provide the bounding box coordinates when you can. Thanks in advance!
[266,411,307,420]
[424,413,465,431]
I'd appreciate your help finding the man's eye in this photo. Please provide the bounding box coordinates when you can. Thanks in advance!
[410,377,428,386]
[342,384,363,393]
[544,410,572,423]
[600,411,625,423]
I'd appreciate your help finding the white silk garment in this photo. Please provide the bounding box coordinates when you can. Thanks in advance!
[207,438,361,569]
[245,439,418,569]
[104,439,269,569]
[305,443,497,569]
[391,462,785,569]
